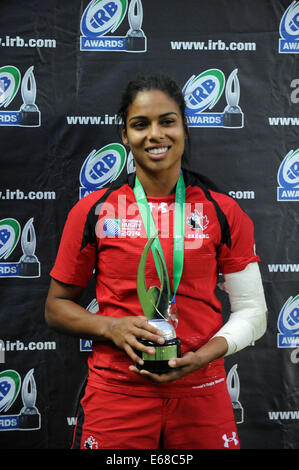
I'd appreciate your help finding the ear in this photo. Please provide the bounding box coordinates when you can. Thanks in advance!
[121,127,129,146]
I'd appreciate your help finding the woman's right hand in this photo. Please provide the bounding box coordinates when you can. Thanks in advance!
[45,279,165,367]
[106,316,165,366]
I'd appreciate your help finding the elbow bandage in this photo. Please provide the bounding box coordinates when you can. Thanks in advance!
[212,262,268,356]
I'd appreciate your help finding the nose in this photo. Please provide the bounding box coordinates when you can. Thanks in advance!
[148,122,164,140]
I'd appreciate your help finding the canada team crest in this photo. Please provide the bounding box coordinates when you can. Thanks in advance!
[187,209,209,238]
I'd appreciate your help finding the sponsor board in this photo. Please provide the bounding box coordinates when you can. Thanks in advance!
[80,0,147,52]
[0,66,40,127]
[183,69,244,128]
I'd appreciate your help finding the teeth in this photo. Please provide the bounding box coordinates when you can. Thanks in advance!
[147,147,168,155]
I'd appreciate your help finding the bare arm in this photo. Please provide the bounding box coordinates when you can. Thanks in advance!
[45,278,110,340]
[45,278,165,365]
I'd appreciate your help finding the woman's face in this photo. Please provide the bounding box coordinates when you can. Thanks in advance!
[122,89,187,175]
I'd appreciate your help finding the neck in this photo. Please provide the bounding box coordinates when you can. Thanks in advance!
[135,167,181,197]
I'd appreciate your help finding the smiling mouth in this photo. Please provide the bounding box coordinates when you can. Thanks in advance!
[146,146,170,157]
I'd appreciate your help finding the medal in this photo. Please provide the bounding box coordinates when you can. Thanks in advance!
[168,300,179,329]
[134,173,185,373]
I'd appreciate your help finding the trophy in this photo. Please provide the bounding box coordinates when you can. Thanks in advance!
[18,218,40,277]
[223,69,244,128]
[19,66,41,127]
[126,0,146,52]
[136,231,181,373]
[227,364,244,424]
[19,369,41,430]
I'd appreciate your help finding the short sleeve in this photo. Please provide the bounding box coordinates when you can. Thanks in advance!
[216,198,260,275]
[50,199,97,287]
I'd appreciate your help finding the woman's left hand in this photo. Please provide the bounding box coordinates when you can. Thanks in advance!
[128,336,229,383]
[129,351,201,383]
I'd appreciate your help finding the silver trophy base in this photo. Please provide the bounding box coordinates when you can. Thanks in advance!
[136,319,181,374]
[223,106,243,128]
[19,407,40,429]
[126,35,146,51]
[19,104,40,126]
[18,255,40,277]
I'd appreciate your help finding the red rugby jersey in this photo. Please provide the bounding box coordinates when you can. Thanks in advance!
[50,170,260,397]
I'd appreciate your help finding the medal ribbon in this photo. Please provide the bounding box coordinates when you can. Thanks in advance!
[133,172,185,304]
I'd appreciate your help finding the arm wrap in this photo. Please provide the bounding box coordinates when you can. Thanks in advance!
[212,262,268,356]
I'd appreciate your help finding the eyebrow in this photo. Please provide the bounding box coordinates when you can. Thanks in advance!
[128,112,179,122]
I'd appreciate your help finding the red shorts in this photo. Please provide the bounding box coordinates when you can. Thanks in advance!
[71,381,240,449]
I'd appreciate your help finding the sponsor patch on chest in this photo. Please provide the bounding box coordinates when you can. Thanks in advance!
[104,218,142,237]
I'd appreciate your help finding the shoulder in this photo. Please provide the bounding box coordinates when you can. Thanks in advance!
[209,189,242,215]
[183,169,252,247]
[183,167,241,212]
[67,188,109,220]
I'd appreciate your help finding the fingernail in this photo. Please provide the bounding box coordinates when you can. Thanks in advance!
[169,359,176,367]
[148,348,155,354]
[158,337,164,344]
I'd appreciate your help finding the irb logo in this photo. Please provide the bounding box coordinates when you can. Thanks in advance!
[0,219,20,260]
[80,0,147,52]
[183,69,225,114]
[81,0,127,37]
[183,69,244,128]
[279,1,299,53]
[79,144,127,198]
[277,295,299,348]
[0,66,20,108]
[0,369,41,431]
[0,65,40,127]
[0,218,40,278]
[277,149,299,201]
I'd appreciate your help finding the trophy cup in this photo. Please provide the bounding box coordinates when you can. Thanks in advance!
[19,66,41,127]
[227,364,244,424]
[19,369,41,430]
[223,69,243,128]
[126,0,146,52]
[18,218,40,277]
[135,231,181,373]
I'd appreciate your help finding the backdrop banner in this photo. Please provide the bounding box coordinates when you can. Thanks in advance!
[0,0,298,450]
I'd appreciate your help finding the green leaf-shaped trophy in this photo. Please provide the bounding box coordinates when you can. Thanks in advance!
[136,231,181,373]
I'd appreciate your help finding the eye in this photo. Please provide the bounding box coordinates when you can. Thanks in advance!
[131,120,148,129]
[160,118,175,126]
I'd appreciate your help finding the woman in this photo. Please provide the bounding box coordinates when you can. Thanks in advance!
[45,75,267,449]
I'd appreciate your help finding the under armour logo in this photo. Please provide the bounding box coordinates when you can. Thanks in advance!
[148,202,169,213]
[222,432,239,448]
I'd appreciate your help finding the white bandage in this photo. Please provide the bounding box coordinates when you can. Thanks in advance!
[212,262,268,356]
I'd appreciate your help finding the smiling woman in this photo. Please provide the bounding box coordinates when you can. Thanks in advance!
[118,76,190,197]
[121,89,186,196]
[45,74,267,450]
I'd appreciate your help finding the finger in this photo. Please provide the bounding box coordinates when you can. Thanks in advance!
[168,352,197,369]
[123,343,145,365]
[128,365,159,381]
[126,334,157,355]
[135,317,164,336]
[128,365,142,374]
[133,326,165,345]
